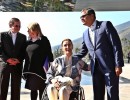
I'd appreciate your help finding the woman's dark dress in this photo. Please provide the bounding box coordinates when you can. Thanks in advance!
[23,36,53,90]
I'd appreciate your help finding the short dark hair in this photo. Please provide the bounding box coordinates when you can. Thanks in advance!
[87,8,95,15]
[82,8,96,19]
[9,18,20,27]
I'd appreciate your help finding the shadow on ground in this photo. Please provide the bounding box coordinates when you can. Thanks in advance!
[119,76,130,84]
[8,91,30,95]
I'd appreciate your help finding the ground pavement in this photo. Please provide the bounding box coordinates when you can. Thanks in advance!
[7,63,130,100]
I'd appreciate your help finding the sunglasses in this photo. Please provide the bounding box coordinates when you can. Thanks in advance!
[80,13,90,19]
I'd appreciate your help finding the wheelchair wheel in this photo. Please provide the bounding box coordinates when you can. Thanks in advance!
[78,86,85,100]
[41,86,49,100]
[69,86,85,100]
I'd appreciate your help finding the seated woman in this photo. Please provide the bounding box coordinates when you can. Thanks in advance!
[46,38,90,100]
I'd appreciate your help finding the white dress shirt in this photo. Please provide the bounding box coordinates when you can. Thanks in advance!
[12,33,17,45]
[89,20,96,46]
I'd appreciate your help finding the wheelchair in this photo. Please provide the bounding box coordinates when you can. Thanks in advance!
[41,85,85,100]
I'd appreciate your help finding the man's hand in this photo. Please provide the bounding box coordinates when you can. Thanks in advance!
[115,67,122,76]
[6,58,20,66]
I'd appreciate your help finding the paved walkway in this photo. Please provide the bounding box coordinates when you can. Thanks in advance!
[83,63,130,100]
[7,64,130,100]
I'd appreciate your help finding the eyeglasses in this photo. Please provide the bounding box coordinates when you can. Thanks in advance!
[14,25,21,28]
[80,13,90,19]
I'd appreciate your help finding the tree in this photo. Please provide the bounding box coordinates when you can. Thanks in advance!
[75,47,80,54]
[53,46,63,58]
[121,37,130,59]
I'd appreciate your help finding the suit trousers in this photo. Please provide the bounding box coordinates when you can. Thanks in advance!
[92,59,119,100]
[1,65,22,100]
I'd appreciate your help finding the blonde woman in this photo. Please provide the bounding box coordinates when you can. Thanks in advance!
[23,22,53,100]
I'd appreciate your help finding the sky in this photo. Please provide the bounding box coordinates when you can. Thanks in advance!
[0,11,130,47]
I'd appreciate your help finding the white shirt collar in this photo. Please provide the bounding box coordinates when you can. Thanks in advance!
[9,31,17,35]
[11,33,17,45]
[31,36,41,42]
[90,20,96,31]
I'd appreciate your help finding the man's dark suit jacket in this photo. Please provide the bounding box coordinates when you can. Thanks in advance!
[1,31,26,74]
[77,20,124,74]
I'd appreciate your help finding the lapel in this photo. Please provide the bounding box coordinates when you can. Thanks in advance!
[61,56,78,67]
[93,20,101,49]
[72,56,74,66]
[7,31,14,46]
[15,33,20,47]
[10,32,22,53]
[72,56,78,66]
[86,29,95,49]
[7,31,21,47]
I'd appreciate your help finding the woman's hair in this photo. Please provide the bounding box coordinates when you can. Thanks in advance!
[27,22,43,37]
[61,38,73,47]
[9,17,20,28]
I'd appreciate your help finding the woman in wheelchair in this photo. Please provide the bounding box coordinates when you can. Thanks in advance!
[45,38,89,100]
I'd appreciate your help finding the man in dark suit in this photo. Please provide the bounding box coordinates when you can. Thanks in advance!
[0,18,27,100]
[76,8,124,100]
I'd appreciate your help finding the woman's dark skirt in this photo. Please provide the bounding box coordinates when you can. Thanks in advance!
[25,74,46,91]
